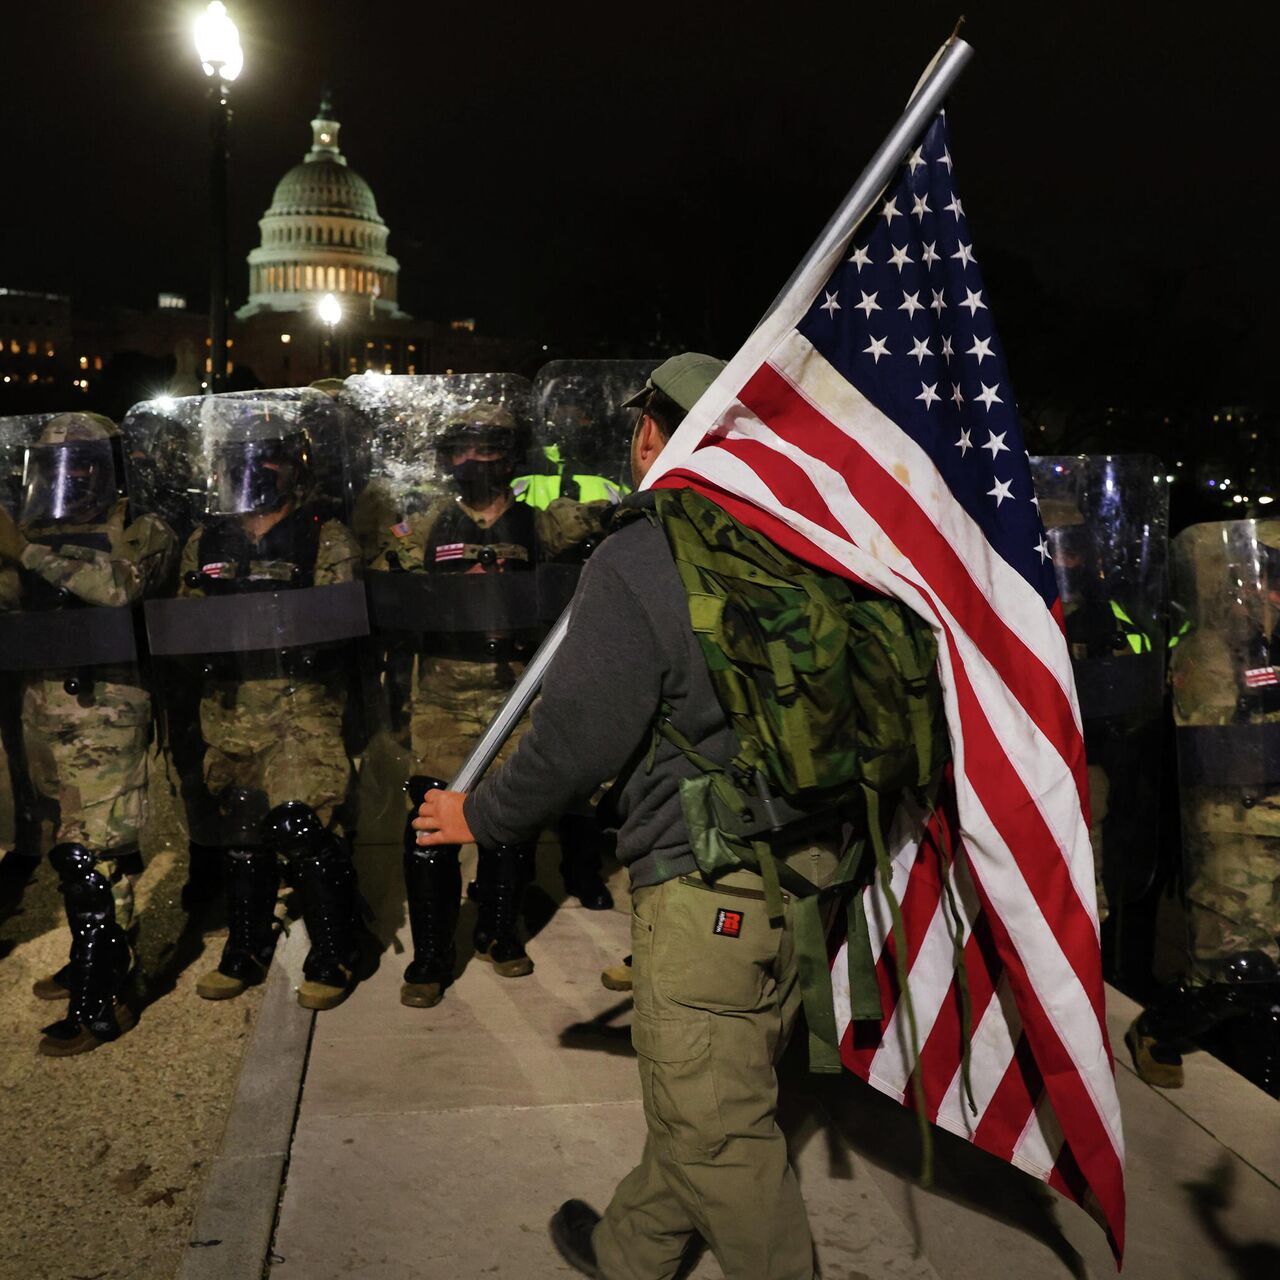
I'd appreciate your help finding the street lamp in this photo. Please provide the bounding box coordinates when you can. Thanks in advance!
[317,293,341,377]
[195,2,242,394]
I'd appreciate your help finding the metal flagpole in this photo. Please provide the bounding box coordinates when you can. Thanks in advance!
[444,35,974,796]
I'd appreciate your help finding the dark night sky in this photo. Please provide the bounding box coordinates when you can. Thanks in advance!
[3,1,1274,405]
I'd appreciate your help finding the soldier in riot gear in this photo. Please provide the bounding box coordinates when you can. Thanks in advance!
[363,385,544,1007]
[1128,521,1280,1093]
[0,412,176,1054]
[1032,457,1168,923]
[122,393,370,1012]
[354,370,629,1009]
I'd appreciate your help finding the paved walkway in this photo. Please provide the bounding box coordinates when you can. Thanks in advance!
[262,838,1280,1279]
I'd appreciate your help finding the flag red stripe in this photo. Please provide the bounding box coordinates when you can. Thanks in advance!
[965,848,1125,1253]
[975,1033,1043,1159]
[917,886,1006,1118]
[842,840,941,1080]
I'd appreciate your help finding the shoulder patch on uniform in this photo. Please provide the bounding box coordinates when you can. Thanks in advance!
[713,907,743,938]
[391,520,412,537]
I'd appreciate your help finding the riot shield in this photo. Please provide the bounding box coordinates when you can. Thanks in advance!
[341,371,547,835]
[1030,454,1169,907]
[0,415,57,868]
[528,358,659,504]
[119,390,369,854]
[0,412,173,969]
[1170,519,1280,987]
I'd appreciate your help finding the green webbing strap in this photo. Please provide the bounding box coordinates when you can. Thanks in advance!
[845,863,884,1022]
[934,817,978,1118]
[864,785,933,1187]
[754,838,786,924]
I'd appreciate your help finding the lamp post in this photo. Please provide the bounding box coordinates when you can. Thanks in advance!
[195,2,242,393]
[317,292,342,378]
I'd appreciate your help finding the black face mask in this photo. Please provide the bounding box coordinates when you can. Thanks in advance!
[451,458,511,504]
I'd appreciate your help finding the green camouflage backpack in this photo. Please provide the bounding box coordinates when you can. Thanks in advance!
[647,486,952,1080]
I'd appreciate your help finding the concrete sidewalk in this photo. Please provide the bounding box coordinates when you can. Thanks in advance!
[261,840,1280,1279]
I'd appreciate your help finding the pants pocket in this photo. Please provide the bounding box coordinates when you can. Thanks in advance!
[633,1010,725,1161]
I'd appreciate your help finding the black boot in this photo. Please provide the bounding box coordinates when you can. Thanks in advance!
[39,843,135,1057]
[292,832,360,1011]
[196,847,279,1000]
[559,813,613,911]
[402,845,461,1007]
[1126,952,1274,1089]
[549,1200,604,1279]
[474,842,535,978]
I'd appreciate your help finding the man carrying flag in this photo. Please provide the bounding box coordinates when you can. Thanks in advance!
[415,38,1125,1280]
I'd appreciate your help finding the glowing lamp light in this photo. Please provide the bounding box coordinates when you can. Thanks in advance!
[154,396,178,412]
[196,3,243,82]
[317,293,342,327]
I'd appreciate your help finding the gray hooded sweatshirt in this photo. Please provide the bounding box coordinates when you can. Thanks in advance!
[463,501,737,888]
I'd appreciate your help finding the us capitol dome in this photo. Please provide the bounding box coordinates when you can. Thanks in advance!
[237,95,408,321]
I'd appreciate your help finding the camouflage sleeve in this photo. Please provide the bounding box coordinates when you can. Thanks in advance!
[176,528,204,598]
[315,520,362,585]
[0,565,19,611]
[535,498,612,560]
[365,507,439,572]
[17,511,177,608]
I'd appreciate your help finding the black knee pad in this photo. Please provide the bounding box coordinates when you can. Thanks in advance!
[218,787,271,847]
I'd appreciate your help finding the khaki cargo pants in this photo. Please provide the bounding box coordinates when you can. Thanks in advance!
[593,841,839,1280]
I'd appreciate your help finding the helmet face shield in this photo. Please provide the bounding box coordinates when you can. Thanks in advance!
[207,435,308,515]
[20,438,116,523]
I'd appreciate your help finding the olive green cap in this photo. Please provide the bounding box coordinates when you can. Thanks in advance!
[621,352,726,415]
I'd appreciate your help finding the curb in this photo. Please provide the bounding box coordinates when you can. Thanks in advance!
[177,926,314,1280]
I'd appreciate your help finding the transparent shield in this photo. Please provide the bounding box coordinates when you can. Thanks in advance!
[528,358,660,501]
[0,413,152,672]
[0,413,171,870]
[1171,519,1280,984]
[1031,454,1170,906]
[339,373,548,836]
[118,389,369,847]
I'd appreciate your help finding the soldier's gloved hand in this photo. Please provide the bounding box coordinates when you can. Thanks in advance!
[0,508,27,563]
[412,789,475,847]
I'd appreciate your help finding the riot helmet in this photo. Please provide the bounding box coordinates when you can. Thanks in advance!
[20,413,121,524]
[202,400,312,516]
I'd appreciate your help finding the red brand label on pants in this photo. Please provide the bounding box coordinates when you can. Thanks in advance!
[714,908,743,938]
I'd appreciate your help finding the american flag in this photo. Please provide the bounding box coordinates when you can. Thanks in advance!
[647,111,1126,1260]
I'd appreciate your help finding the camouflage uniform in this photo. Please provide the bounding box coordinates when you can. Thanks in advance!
[1128,521,1280,1092]
[0,413,176,1054]
[178,516,359,829]
[1169,539,1280,978]
[367,495,604,781]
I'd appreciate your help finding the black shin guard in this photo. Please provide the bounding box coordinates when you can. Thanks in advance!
[219,846,279,980]
[43,843,132,1044]
[404,845,461,986]
[473,842,535,965]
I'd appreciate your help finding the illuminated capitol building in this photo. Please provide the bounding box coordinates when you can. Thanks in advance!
[238,96,406,324]
[1,97,531,414]
[234,96,528,386]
